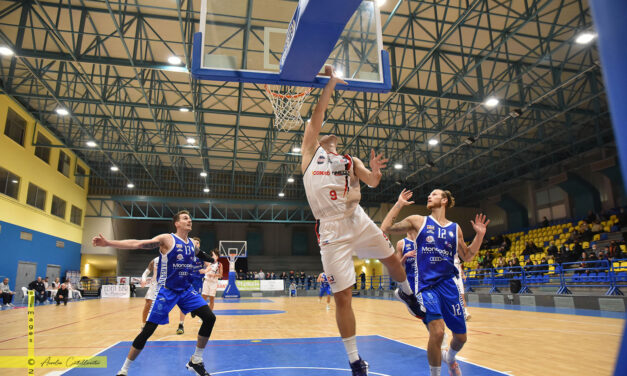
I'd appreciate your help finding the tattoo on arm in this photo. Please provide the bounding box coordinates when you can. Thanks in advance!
[388,220,411,233]
[140,241,160,249]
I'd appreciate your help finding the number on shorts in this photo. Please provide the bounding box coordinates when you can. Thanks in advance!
[329,190,337,200]
[452,303,462,316]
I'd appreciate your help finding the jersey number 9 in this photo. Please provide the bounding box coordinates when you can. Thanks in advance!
[329,190,337,200]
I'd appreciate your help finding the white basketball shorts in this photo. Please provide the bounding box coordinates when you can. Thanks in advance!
[145,283,157,301]
[202,279,218,297]
[317,205,395,293]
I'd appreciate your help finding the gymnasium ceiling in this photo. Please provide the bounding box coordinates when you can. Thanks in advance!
[0,0,615,210]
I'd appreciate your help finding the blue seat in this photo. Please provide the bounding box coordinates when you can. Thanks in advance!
[619,272,627,282]
[542,275,550,283]
[597,273,609,283]
[554,234,559,240]
[600,233,608,240]
[611,225,620,232]
[586,273,597,282]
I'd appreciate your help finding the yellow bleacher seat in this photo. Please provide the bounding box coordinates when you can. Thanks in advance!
[604,226,611,232]
[582,241,589,249]
[593,234,601,241]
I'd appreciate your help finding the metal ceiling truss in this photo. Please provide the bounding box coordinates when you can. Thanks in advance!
[0,0,615,216]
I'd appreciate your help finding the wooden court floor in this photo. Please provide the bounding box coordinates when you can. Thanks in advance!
[0,296,622,375]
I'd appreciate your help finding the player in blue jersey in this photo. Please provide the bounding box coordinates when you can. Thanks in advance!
[177,237,206,334]
[317,272,332,310]
[92,210,217,376]
[381,189,489,376]
[396,230,418,293]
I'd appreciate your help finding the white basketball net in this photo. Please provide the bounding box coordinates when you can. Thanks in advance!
[265,84,312,131]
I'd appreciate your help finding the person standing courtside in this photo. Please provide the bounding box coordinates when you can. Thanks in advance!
[381,189,489,376]
[300,66,424,376]
[93,210,217,376]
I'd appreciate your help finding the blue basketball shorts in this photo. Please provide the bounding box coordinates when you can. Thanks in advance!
[147,285,207,325]
[419,277,466,334]
[319,285,332,297]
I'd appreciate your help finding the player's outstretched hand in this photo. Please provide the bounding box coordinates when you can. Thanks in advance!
[92,234,109,247]
[370,149,388,171]
[397,188,415,207]
[471,214,490,236]
[324,65,347,85]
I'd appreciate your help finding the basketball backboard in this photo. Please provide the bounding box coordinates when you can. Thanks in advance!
[192,0,390,92]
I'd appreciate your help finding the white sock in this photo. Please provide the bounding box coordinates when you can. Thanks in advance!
[398,279,413,295]
[120,358,133,373]
[430,366,441,376]
[179,321,184,325]
[191,346,204,363]
[342,336,359,363]
[446,348,459,364]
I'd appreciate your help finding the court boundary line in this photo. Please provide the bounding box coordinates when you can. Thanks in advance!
[211,366,390,375]
[378,335,512,375]
[49,340,122,376]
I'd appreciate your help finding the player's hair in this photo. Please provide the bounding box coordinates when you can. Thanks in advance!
[172,210,190,225]
[210,248,219,258]
[440,189,455,208]
[192,236,200,243]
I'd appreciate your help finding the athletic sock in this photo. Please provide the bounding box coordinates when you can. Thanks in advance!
[120,358,133,373]
[445,348,459,364]
[398,279,413,295]
[429,366,441,376]
[191,346,204,364]
[179,321,184,326]
[342,336,359,363]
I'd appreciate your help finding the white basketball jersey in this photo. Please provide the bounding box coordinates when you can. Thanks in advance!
[303,147,360,219]
[205,262,220,281]
[151,256,159,285]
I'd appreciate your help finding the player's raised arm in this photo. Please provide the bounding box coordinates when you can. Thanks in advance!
[353,150,388,187]
[457,213,490,261]
[301,66,347,173]
[380,189,423,234]
[92,233,171,252]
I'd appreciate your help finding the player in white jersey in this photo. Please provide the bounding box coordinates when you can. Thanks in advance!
[201,249,222,310]
[140,256,160,326]
[453,254,470,321]
[301,66,425,376]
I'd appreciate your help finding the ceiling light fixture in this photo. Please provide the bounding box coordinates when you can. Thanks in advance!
[168,56,182,65]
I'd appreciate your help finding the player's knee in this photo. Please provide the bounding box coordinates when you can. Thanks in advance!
[453,332,467,345]
[132,321,157,350]
[429,324,445,341]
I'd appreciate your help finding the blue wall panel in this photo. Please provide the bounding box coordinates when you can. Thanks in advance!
[0,220,81,286]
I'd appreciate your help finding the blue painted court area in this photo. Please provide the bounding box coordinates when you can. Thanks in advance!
[216,299,275,303]
[213,309,285,316]
[62,336,506,376]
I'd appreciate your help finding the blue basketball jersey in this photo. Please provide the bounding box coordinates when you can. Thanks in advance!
[402,237,416,278]
[320,273,330,288]
[190,255,204,283]
[155,234,196,292]
[415,216,459,292]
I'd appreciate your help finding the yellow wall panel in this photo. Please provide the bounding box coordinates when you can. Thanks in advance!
[0,95,89,243]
